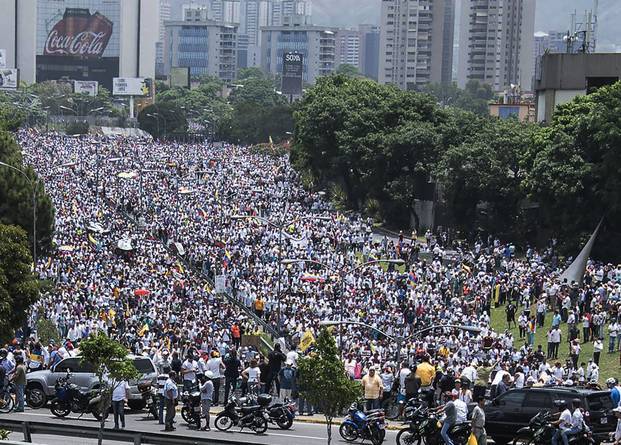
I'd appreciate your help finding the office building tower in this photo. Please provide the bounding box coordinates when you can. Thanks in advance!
[457,0,535,91]
[183,4,209,21]
[261,24,337,84]
[336,29,362,68]
[359,24,380,80]
[379,0,455,90]
[271,0,311,26]
[164,20,238,82]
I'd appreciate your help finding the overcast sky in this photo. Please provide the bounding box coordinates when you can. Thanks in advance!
[312,0,620,51]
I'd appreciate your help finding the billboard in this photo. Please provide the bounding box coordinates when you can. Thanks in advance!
[74,80,98,96]
[281,52,303,96]
[0,69,18,90]
[36,1,120,91]
[113,77,152,96]
[170,67,190,88]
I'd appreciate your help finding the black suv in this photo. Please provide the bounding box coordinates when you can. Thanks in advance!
[484,387,615,445]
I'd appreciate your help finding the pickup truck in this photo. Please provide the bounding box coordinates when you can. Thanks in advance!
[25,355,157,410]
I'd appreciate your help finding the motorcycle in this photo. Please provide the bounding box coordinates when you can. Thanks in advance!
[339,402,386,445]
[245,394,296,429]
[50,372,106,420]
[214,394,270,434]
[512,410,595,445]
[180,387,202,428]
[396,405,470,445]
[137,382,159,420]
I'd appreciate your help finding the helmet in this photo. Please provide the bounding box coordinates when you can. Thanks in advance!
[205,371,214,380]
[606,377,617,387]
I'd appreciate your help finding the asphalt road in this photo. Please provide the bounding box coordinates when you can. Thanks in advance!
[1,409,399,445]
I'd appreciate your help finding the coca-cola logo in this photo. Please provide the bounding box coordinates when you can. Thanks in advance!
[43,9,113,58]
[45,30,108,57]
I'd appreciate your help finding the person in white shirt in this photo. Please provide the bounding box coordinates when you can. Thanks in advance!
[552,402,573,445]
[452,389,468,423]
[181,355,198,391]
[558,399,584,445]
[206,351,224,405]
[242,358,261,395]
[199,371,214,431]
[111,380,130,429]
[613,406,621,444]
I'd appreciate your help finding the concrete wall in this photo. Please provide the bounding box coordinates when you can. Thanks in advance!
[0,0,37,84]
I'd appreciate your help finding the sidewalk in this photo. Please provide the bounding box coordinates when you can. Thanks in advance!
[204,404,405,431]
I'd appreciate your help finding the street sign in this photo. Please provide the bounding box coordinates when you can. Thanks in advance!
[281,52,303,96]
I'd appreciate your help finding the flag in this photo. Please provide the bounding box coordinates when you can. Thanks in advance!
[176,261,185,274]
[197,208,208,218]
[87,234,97,245]
[407,271,417,288]
[299,329,315,353]
[138,323,149,337]
[461,264,472,274]
[269,135,274,146]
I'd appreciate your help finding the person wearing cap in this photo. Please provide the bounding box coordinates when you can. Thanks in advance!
[199,371,214,431]
[471,396,487,445]
[279,360,296,402]
[361,367,383,410]
[551,400,573,445]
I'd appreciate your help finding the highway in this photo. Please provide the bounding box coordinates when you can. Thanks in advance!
[0,409,400,445]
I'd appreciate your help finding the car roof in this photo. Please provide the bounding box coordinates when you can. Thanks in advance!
[513,387,609,396]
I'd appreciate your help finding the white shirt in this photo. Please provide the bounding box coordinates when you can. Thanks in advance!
[559,408,572,430]
[182,359,197,381]
[112,381,130,402]
[244,366,261,383]
[454,399,468,423]
[206,357,223,378]
[571,409,584,429]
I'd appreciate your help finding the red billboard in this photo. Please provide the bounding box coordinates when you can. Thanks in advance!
[43,8,113,58]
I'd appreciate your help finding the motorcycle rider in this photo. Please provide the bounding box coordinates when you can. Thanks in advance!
[471,396,487,445]
[199,371,214,431]
[551,400,574,445]
[436,390,459,445]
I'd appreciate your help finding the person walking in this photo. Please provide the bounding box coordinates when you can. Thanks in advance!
[278,360,296,401]
[361,367,383,410]
[10,355,26,412]
[199,372,214,431]
[206,351,224,405]
[111,379,130,429]
[471,396,487,445]
[164,371,179,431]
[156,366,170,424]
[223,349,240,403]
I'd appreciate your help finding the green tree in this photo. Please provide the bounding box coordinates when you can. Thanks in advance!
[0,130,55,253]
[335,64,361,77]
[138,102,188,139]
[297,329,361,445]
[79,331,139,445]
[0,224,39,342]
[424,80,495,115]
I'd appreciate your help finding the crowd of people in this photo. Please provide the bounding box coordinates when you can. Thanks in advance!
[2,129,621,442]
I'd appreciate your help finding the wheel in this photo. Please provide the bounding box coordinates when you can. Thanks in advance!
[371,429,385,445]
[252,417,268,434]
[127,399,145,411]
[26,385,46,409]
[148,403,158,419]
[50,400,71,417]
[397,428,420,445]
[181,406,191,424]
[512,435,534,445]
[0,392,14,414]
[91,405,109,421]
[383,399,401,420]
[339,423,359,441]
[215,413,234,432]
[276,416,293,429]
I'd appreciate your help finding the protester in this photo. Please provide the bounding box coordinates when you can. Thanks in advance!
[112,379,130,429]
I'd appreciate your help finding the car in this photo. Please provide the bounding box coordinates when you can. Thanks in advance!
[484,387,616,445]
[26,355,157,410]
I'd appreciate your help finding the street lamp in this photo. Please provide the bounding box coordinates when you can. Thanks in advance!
[0,161,38,266]
[319,320,482,363]
[231,212,331,336]
[282,257,405,349]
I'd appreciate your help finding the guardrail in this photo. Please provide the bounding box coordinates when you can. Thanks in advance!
[0,418,263,445]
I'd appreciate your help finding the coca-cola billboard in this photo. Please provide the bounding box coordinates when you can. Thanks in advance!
[36,1,120,91]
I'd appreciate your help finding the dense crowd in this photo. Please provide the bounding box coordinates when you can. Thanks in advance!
[2,130,621,433]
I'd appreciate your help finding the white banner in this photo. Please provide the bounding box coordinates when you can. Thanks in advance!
[113,77,149,96]
[74,80,98,96]
[0,49,6,68]
[0,69,18,90]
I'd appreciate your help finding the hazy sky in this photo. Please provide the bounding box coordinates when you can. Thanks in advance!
[312,0,620,51]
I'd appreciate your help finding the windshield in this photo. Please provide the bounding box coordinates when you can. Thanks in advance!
[133,358,156,375]
[587,393,613,411]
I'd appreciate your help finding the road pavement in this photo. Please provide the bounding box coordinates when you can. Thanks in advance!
[0,409,399,445]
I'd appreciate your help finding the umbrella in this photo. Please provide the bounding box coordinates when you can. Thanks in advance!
[117,171,138,179]
[58,245,75,252]
[117,239,133,251]
[134,289,151,297]
[301,274,325,283]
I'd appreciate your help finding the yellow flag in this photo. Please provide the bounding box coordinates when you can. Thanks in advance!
[299,329,315,353]
[138,323,149,337]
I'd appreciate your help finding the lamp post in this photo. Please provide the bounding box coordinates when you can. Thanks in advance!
[0,161,37,266]
[231,212,330,337]
[319,320,482,363]
[281,258,405,351]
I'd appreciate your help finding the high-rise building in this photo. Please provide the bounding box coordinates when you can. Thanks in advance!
[457,0,535,91]
[164,20,238,82]
[261,23,337,85]
[237,0,271,68]
[182,4,209,21]
[336,29,362,68]
[359,24,380,80]
[532,30,568,82]
[379,0,455,90]
[271,0,311,26]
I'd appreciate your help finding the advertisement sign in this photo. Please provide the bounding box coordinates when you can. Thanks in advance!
[0,49,6,69]
[0,69,18,90]
[170,67,190,88]
[281,52,303,96]
[113,77,151,96]
[74,80,98,96]
[36,1,120,91]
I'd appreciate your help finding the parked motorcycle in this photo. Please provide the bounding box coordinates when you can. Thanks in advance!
[396,405,470,445]
[137,382,158,420]
[338,402,386,445]
[50,372,106,420]
[214,394,270,434]
[180,388,202,428]
[512,410,595,445]
[243,394,296,429]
